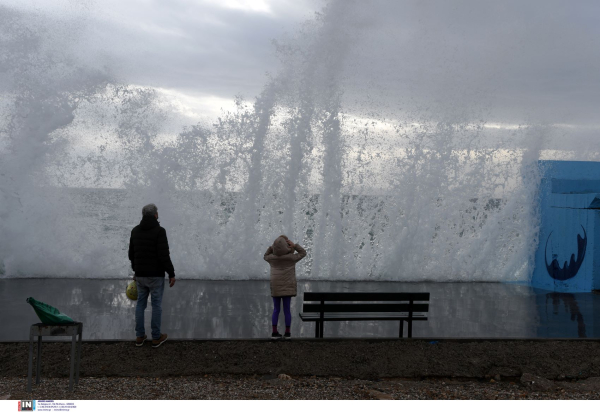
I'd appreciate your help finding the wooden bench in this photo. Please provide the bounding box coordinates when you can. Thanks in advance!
[299,292,429,338]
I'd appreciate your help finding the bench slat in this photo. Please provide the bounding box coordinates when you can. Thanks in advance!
[302,303,429,313]
[299,313,428,321]
[303,292,429,302]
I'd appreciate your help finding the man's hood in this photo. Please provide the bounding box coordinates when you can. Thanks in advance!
[273,236,292,256]
[139,215,160,231]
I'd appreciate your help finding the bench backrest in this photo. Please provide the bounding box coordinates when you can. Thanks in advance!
[302,292,429,313]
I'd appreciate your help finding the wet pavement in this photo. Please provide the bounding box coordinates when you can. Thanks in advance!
[1,279,598,341]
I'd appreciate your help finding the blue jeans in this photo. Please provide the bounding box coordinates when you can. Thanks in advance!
[135,277,165,340]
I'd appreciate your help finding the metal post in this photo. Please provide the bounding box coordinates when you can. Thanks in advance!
[35,336,42,384]
[408,300,413,338]
[315,322,319,338]
[27,327,34,392]
[69,335,76,392]
[319,300,324,338]
[75,324,82,384]
[399,320,404,338]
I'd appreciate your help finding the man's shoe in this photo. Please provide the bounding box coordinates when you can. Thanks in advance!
[152,333,168,348]
[271,332,283,340]
[135,335,147,347]
[283,332,291,340]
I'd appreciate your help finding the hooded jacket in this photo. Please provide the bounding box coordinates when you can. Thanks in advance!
[128,215,175,278]
[263,236,307,297]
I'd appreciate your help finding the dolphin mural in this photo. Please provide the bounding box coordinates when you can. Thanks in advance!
[545,225,587,281]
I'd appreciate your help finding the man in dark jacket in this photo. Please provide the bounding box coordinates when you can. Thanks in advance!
[129,203,176,348]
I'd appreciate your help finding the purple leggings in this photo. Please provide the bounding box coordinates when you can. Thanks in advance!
[272,297,292,327]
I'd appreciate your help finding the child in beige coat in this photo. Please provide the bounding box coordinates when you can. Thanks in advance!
[264,235,307,339]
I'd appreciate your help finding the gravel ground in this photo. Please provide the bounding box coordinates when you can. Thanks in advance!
[2,339,600,399]
[2,375,600,400]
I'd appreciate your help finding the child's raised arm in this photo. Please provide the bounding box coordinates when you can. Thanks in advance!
[293,244,307,261]
[263,246,274,261]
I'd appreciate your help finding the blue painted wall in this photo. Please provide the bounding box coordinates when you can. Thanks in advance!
[532,161,600,292]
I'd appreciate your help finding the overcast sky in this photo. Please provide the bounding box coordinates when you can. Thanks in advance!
[2,0,600,148]
[1,0,322,119]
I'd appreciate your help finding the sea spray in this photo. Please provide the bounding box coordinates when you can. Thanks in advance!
[0,1,566,280]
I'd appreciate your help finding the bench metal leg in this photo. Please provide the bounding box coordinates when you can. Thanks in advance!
[36,336,42,384]
[399,320,404,338]
[408,320,412,338]
[314,321,324,338]
[75,326,82,384]
[27,330,34,392]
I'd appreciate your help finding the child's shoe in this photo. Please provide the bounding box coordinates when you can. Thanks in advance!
[271,332,283,340]
[283,332,291,340]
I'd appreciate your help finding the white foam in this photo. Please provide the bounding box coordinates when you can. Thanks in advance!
[0,1,593,281]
